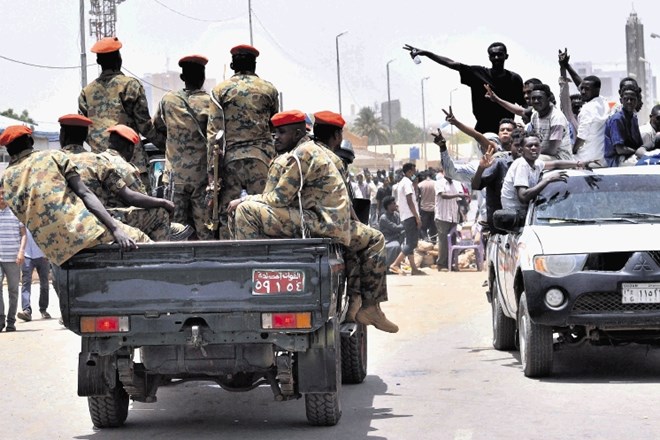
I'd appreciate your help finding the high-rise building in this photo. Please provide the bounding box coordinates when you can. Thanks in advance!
[626,9,651,123]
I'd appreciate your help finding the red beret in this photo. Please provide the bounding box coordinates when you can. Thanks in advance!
[91,36,122,54]
[58,114,93,127]
[313,111,345,129]
[0,125,32,146]
[271,110,307,128]
[178,55,208,67]
[230,44,259,57]
[107,125,139,145]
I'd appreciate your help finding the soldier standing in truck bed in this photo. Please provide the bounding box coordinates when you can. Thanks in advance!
[78,36,165,191]
[210,44,279,238]
[153,54,224,240]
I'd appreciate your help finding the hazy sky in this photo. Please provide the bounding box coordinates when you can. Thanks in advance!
[2,0,660,131]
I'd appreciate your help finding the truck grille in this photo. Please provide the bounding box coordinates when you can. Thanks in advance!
[573,292,660,313]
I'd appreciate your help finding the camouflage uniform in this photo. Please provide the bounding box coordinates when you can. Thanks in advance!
[1,149,150,266]
[78,70,165,182]
[72,152,170,241]
[61,143,86,154]
[210,73,279,238]
[233,138,351,246]
[153,88,224,240]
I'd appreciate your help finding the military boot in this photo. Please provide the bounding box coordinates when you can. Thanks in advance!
[169,223,194,241]
[356,303,399,333]
[346,294,362,323]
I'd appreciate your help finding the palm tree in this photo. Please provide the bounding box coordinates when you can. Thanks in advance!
[352,107,388,145]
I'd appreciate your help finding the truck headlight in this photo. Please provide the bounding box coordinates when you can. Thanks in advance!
[534,254,587,277]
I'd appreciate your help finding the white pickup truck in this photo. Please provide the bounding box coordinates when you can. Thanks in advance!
[487,166,660,377]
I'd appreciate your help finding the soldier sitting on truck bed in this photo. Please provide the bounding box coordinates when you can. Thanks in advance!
[228,110,398,333]
[68,124,192,241]
[0,125,145,266]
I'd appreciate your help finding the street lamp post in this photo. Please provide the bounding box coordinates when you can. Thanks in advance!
[449,87,458,158]
[651,33,660,39]
[421,76,430,168]
[335,31,348,115]
[386,59,395,166]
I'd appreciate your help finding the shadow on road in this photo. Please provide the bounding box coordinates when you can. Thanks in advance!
[75,374,404,439]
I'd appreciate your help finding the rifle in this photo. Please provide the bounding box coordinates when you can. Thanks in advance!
[211,129,225,231]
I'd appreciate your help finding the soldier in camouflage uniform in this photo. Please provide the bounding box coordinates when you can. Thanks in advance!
[0,126,145,266]
[153,55,223,240]
[78,37,165,191]
[71,125,175,241]
[229,110,398,333]
[57,114,91,153]
[210,44,279,238]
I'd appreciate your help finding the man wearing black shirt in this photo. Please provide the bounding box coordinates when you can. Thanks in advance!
[404,42,525,134]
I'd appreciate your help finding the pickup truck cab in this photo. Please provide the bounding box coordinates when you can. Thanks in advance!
[487,166,660,377]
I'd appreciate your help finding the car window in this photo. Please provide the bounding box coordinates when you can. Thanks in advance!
[533,174,660,224]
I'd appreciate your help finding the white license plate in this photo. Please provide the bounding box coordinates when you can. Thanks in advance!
[621,283,660,304]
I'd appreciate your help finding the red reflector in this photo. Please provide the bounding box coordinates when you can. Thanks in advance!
[96,317,120,332]
[273,313,296,329]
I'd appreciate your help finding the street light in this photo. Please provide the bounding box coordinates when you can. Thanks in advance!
[386,59,395,165]
[651,33,660,39]
[449,87,458,158]
[335,31,348,115]
[421,76,430,168]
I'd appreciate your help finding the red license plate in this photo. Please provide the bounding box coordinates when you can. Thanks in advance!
[252,270,305,295]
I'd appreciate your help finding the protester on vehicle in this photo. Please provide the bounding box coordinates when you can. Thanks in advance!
[153,54,224,240]
[417,171,437,243]
[79,36,164,189]
[16,229,51,323]
[435,174,465,271]
[638,104,660,156]
[379,196,405,267]
[389,162,423,276]
[604,86,643,167]
[229,110,398,333]
[210,44,279,239]
[500,133,585,217]
[0,186,26,332]
[404,42,525,133]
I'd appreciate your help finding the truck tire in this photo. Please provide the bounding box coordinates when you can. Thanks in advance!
[341,323,367,384]
[518,292,553,378]
[492,288,516,350]
[305,320,342,426]
[88,385,129,428]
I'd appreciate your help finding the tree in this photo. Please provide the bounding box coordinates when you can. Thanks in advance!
[392,117,425,144]
[1,108,36,125]
[351,107,388,145]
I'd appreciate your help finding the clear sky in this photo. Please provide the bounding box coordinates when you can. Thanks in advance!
[2,0,660,131]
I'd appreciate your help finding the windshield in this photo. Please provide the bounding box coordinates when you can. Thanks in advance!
[533,173,660,225]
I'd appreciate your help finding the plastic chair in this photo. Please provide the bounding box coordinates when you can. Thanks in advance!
[447,224,484,271]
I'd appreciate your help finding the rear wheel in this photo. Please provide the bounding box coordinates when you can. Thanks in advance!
[341,323,367,384]
[88,384,129,428]
[492,288,516,350]
[305,320,342,426]
[518,292,553,378]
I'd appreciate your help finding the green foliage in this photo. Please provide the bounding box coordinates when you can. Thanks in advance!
[392,117,425,144]
[1,108,36,125]
[351,107,388,145]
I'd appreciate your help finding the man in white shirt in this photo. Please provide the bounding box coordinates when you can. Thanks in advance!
[528,84,574,161]
[572,76,609,166]
[434,176,464,270]
[390,163,423,275]
[638,104,660,156]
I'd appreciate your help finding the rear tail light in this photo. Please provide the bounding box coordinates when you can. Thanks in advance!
[261,312,312,329]
[80,316,129,333]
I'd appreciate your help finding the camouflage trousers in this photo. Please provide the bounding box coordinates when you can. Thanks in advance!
[92,221,153,246]
[233,201,387,303]
[167,180,213,240]
[345,221,388,303]
[107,206,170,241]
[218,158,269,239]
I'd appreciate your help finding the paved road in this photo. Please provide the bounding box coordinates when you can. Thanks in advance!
[2,269,660,439]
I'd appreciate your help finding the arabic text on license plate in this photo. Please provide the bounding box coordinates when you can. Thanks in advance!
[252,270,305,295]
[621,282,660,304]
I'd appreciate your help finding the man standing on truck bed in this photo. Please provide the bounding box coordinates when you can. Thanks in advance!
[153,54,224,240]
[0,125,146,266]
[210,44,279,239]
[229,110,398,333]
[79,36,165,190]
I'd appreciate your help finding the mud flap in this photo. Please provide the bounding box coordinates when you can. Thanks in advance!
[296,318,340,393]
[78,352,117,396]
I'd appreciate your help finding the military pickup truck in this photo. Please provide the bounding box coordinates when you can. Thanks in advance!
[53,238,367,428]
[487,167,660,377]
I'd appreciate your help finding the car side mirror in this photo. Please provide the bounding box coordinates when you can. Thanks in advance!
[493,209,524,233]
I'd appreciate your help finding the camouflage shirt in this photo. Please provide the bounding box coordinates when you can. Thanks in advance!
[61,143,86,154]
[210,73,279,167]
[2,149,107,265]
[98,150,146,195]
[71,152,129,207]
[245,138,351,245]
[153,88,224,184]
[79,70,165,173]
